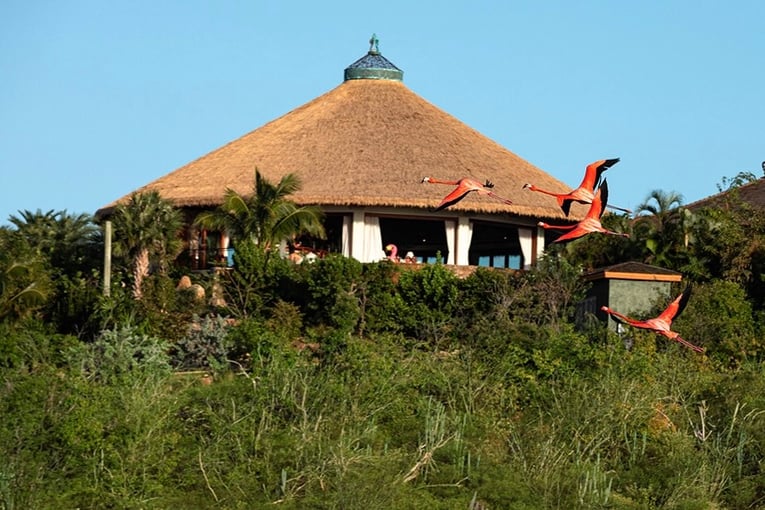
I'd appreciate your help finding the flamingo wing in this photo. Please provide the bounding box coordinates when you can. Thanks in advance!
[581,180,607,221]
[597,180,609,218]
[552,226,589,243]
[657,284,692,323]
[560,198,575,217]
[434,186,473,211]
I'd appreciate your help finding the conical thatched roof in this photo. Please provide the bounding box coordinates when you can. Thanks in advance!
[98,45,583,220]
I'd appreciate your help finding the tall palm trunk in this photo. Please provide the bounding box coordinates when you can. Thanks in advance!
[132,248,150,300]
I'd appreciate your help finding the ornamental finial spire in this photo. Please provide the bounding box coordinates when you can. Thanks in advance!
[369,33,380,55]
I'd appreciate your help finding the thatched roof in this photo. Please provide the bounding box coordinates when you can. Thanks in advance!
[98,47,584,221]
[686,178,765,212]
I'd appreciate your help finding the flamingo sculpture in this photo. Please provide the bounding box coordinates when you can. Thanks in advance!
[384,243,400,263]
[421,176,513,211]
[537,180,629,243]
[600,285,704,353]
[523,158,631,216]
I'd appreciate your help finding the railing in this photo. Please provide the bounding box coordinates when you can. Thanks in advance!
[183,247,234,270]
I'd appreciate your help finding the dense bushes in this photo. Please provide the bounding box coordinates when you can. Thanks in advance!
[7,229,765,507]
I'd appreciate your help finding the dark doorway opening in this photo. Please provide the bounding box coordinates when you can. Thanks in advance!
[296,213,346,256]
[469,221,523,269]
[379,217,448,263]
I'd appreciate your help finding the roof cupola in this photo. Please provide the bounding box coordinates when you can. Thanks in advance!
[344,34,404,82]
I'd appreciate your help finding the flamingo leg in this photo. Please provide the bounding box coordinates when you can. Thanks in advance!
[605,204,633,214]
[671,335,705,353]
[486,192,513,205]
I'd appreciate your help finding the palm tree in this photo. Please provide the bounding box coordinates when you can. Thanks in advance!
[634,189,692,267]
[8,209,58,255]
[194,169,325,254]
[9,209,100,276]
[111,191,183,299]
[0,228,51,322]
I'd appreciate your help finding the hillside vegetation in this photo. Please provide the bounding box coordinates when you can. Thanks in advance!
[4,176,765,508]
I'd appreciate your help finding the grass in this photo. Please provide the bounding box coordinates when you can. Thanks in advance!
[3,324,765,509]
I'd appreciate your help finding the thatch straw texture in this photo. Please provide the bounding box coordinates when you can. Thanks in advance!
[98,78,585,220]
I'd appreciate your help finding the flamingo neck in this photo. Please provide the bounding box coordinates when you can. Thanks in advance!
[425,177,457,185]
[528,185,561,198]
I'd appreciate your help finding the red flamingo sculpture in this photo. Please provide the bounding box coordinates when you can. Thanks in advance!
[524,158,631,216]
[421,176,513,211]
[384,243,400,263]
[537,180,629,243]
[600,285,704,353]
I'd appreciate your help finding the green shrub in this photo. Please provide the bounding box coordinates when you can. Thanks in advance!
[394,263,460,345]
[171,314,232,371]
[303,255,363,333]
[226,316,287,368]
[67,325,171,384]
[675,280,759,365]
[0,319,79,370]
[357,261,401,336]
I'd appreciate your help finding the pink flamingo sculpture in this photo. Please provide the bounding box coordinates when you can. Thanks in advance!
[537,180,630,243]
[524,158,631,216]
[384,243,400,263]
[601,285,704,353]
[421,176,513,211]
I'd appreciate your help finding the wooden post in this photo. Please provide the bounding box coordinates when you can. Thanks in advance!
[103,220,112,296]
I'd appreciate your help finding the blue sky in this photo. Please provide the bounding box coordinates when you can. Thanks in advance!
[1,1,763,225]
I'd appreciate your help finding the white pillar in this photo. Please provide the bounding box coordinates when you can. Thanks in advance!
[536,227,546,263]
[103,221,112,296]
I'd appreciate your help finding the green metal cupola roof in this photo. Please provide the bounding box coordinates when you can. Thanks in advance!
[344,34,404,82]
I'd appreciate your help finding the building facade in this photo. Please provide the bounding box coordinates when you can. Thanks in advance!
[98,37,583,269]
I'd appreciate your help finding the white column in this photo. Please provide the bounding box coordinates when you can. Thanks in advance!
[536,227,546,263]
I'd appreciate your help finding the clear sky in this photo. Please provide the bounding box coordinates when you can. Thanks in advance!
[1,1,763,226]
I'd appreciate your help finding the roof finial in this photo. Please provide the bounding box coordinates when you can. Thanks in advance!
[369,33,380,55]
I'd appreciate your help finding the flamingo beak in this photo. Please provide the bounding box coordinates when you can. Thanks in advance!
[603,158,620,168]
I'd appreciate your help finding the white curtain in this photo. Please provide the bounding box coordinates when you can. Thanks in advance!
[519,228,533,270]
[445,220,456,264]
[456,217,473,265]
[362,215,383,262]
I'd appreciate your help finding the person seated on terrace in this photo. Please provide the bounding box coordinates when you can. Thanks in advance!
[287,242,303,264]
